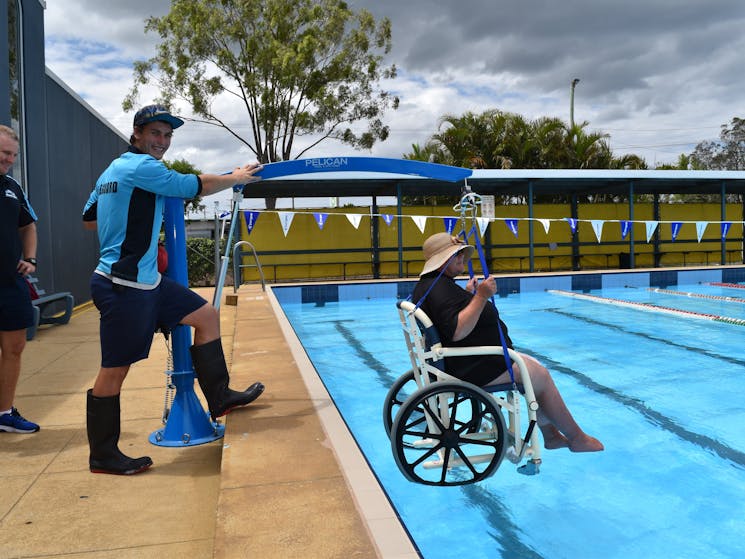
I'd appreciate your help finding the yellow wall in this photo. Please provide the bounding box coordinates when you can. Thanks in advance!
[237,203,743,281]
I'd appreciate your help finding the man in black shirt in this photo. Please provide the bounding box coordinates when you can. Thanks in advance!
[412,233,603,453]
[0,125,39,434]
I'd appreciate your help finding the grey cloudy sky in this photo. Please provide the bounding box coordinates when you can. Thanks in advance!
[43,1,745,209]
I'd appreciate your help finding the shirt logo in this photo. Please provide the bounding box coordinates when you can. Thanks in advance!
[4,189,18,200]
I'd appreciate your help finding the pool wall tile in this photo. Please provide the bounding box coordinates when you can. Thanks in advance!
[301,284,339,306]
[520,275,573,293]
[603,272,650,290]
[572,273,602,292]
[649,270,678,289]
[722,268,745,283]
[272,266,741,303]
[677,269,722,285]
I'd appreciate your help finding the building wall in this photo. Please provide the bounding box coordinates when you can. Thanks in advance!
[1,0,128,304]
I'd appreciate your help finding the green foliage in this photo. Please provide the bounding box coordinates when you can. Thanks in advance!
[403,108,649,204]
[186,237,223,286]
[124,0,398,163]
[691,117,745,171]
[163,158,205,214]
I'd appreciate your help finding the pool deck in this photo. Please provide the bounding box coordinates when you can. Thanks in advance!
[0,285,417,559]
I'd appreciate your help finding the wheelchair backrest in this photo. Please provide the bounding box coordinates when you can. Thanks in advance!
[396,300,446,384]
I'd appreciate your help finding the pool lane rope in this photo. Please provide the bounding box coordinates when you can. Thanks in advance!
[708,282,745,290]
[548,289,745,327]
[647,287,745,305]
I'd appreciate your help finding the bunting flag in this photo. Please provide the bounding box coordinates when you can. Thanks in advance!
[565,217,578,234]
[346,213,363,229]
[381,213,394,226]
[590,220,604,243]
[505,218,519,238]
[538,218,551,235]
[313,212,328,230]
[620,220,631,240]
[671,222,682,242]
[695,221,708,243]
[244,211,260,235]
[645,221,659,243]
[277,211,295,237]
[721,221,732,239]
[476,217,490,238]
[443,217,458,234]
[411,215,428,233]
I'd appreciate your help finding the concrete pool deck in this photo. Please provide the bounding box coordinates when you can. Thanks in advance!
[0,285,417,559]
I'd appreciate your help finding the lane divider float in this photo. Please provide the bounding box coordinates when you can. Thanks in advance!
[548,289,745,326]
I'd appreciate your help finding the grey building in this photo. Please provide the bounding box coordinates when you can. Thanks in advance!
[2,0,128,305]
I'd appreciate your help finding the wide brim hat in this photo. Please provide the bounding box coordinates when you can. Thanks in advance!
[133,104,184,129]
[420,233,474,276]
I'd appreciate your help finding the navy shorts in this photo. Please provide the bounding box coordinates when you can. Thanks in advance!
[90,274,207,368]
[0,275,35,331]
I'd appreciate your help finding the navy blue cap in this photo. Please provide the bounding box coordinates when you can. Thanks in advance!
[133,104,184,129]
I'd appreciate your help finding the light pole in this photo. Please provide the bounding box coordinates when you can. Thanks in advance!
[570,78,580,129]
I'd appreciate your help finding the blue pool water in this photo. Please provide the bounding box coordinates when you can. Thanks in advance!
[275,277,745,559]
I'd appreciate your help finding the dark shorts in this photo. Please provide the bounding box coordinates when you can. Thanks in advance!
[0,275,35,331]
[90,274,206,368]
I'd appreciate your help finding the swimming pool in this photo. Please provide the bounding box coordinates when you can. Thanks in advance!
[273,271,745,559]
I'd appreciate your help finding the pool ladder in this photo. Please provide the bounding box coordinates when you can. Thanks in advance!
[232,240,266,292]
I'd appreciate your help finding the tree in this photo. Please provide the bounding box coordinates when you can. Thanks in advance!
[124,0,398,170]
[163,158,205,215]
[691,117,745,170]
[404,109,647,203]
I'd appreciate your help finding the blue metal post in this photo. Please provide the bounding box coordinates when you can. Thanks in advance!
[149,197,225,446]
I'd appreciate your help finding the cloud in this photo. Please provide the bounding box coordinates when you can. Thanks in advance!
[43,0,745,210]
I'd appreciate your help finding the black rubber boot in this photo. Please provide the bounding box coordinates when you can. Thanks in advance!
[86,389,153,475]
[190,339,264,420]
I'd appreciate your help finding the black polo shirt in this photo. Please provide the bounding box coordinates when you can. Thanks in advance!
[412,272,514,386]
[1,175,36,286]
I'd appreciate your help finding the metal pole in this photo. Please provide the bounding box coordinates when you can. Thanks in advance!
[570,78,580,129]
[149,197,224,446]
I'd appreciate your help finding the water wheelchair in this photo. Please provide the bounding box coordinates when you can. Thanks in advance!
[384,300,542,486]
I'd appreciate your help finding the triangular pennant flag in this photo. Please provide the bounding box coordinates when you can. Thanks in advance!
[443,217,458,234]
[591,220,604,243]
[504,218,519,238]
[695,221,708,243]
[671,222,682,242]
[538,219,551,235]
[277,211,295,237]
[721,221,732,239]
[313,212,328,230]
[620,220,631,240]
[381,213,394,226]
[645,220,659,243]
[476,217,490,238]
[346,214,363,229]
[411,215,428,234]
[244,211,260,235]
[565,217,578,234]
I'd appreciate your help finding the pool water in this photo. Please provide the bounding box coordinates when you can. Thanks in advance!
[276,282,745,559]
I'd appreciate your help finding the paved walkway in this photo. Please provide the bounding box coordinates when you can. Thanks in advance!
[0,285,414,558]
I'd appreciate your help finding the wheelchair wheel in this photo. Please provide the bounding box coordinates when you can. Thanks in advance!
[390,381,507,486]
[383,369,420,442]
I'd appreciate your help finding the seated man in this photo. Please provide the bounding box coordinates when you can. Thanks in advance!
[412,233,603,453]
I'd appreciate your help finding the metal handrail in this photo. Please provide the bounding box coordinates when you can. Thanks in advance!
[233,240,265,292]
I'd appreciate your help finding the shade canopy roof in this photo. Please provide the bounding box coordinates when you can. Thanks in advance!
[243,158,745,199]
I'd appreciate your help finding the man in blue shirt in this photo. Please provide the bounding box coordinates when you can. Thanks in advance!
[0,125,40,434]
[82,105,264,474]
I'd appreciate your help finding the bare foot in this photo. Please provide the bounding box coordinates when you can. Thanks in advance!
[569,434,604,452]
[541,425,570,450]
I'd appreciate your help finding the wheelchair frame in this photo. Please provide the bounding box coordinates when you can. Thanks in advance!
[386,300,542,486]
